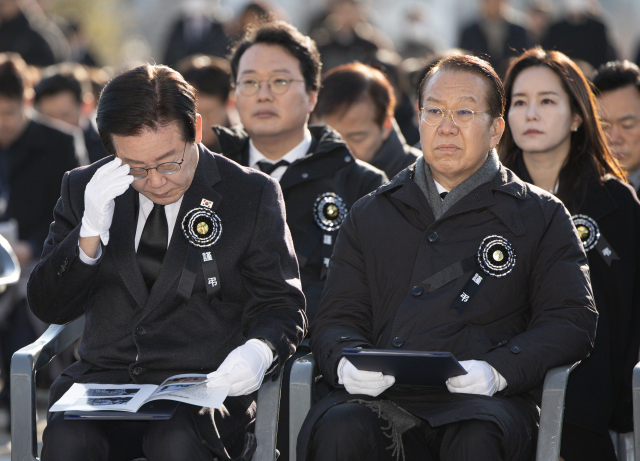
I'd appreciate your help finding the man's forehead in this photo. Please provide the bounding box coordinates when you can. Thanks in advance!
[600,85,640,115]
[423,70,487,106]
[238,44,301,75]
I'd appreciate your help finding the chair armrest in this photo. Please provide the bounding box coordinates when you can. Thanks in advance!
[10,316,85,461]
[536,362,579,461]
[252,366,284,461]
[289,352,316,461]
[633,361,640,461]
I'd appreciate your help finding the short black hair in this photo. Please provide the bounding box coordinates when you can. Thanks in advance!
[418,55,505,119]
[0,53,27,100]
[592,60,640,95]
[34,72,83,105]
[96,64,196,156]
[178,55,232,102]
[314,62,396,126]
[229,20,321,93]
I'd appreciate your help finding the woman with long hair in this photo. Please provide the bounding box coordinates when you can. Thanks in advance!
[500,47,640,461]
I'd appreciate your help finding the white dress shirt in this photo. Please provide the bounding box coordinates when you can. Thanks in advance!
[79,193,183,265]
[248,129,312,182]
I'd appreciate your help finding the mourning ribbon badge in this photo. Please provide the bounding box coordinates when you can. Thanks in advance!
[571,214,619,266]
[176,199,222,303]
[296,192,348,278]
[448,235,516,314]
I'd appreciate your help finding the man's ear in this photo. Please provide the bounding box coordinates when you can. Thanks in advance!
[489,117,505,150]
[308,89,318,114]
[382,116,394,140]
[195,114,203,144]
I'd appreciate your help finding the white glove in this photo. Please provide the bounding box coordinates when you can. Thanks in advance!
[338,357,395,397]
[205,339,274,396]
[80,158,134,245]
[446,360,507,397]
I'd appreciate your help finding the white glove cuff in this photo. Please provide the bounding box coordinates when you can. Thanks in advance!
[337,357,347,385]
[490,364,508,392]
[80,217,109,245]
[246,338,274,366]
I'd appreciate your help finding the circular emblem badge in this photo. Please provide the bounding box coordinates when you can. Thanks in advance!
[571,214,600,252]
[182,207,222,247]
[477,235,516,278]
[313,192,348,232]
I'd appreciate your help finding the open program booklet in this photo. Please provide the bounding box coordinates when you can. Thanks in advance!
[50,374,230,413]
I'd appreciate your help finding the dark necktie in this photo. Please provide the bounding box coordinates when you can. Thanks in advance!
[440,191,449,200]
[256,160,289,175]
[137,203,168,290]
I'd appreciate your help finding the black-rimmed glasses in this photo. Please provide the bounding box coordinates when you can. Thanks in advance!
[128,143,187,180]
[420,106,489,128]
[235,77,305,96]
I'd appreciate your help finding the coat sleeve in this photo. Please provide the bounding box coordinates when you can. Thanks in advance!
[480,196,598,396]
[27,170,102,324]
[241,177,308,367]
[310,203,377,386]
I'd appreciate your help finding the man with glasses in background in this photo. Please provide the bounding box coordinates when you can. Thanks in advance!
[213,21,387,460]
[27,64,306,461]
[215,20,387,323]
[297,55,597,461]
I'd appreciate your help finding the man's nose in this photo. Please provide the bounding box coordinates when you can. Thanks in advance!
[438,112,459,134]
[256,81,274,101]
[145,168,166,187]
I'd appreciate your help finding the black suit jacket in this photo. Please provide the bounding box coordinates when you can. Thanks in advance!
[27,146,307,407]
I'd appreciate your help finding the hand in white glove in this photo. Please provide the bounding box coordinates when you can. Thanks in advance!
[338,357,395,397]
[446,360,507,397]
[206,339,274,396]
[80,158,134,245]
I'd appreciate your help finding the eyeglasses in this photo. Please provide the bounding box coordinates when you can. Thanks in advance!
[127,143,187,180]
[235,77,305,96]
[420,106,489,128]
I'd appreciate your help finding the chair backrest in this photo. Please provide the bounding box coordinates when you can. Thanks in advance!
[0,234,19,290]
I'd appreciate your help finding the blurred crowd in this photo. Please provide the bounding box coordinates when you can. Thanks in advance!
[0,0,640,458]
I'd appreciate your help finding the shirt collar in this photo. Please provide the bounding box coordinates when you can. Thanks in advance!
[248,128,312,168]
[433,179,449,195]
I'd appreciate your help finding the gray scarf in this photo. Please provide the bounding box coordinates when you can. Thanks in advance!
[414,149,500,220]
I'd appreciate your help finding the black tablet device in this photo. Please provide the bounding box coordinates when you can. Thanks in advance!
[64,400,180,420]
[342,349,467,386]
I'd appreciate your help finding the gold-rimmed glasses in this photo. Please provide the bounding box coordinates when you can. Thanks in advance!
[420,106,489,128]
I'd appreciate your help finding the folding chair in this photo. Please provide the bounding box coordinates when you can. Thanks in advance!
[289,353,579,461]
[10,316,282,461]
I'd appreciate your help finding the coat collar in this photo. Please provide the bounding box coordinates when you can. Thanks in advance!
[377,163,528,236]
[213,124,356,190]
[110,145,223,310]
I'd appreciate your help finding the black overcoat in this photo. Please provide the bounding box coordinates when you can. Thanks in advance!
[27,146,307,452]
[2,119,78,256]
[299,163,597,460]
[213,124,387,320]
[510,156,640,433]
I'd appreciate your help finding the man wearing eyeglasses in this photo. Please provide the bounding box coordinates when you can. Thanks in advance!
[214,21,387,324]
[27,64,307,461]
[298,55,597,461]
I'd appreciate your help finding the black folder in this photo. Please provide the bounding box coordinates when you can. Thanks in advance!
[342,349,467,386]
[64,400,180,420]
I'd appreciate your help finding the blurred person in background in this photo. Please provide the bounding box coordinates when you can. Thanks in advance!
[162,0,230,68]
[0,0,56,66]
[34,63,109,164]
[500,48,640,461]
[525,0,552,45]
[458,0,531,76]
[542,0,616,71]
[592,61,640,195]
[368,50,420,146]
[309,0,393,73]
[313,62,420,179]
[178,54,234,153]
[60,18,99,67]
[0,53,78,405]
